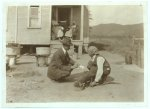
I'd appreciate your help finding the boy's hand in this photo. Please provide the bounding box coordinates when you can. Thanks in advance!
[90,81,99,87]
[71,63,79,69]
[78,65,85,69]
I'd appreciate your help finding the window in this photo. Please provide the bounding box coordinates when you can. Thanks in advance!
[28,5,41,28]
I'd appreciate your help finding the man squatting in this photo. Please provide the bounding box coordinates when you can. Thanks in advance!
[47,36,78,81]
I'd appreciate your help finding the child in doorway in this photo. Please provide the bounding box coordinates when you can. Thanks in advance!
[74,46,111,90]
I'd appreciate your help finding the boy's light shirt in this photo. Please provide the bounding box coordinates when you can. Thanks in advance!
[91,55,105,82]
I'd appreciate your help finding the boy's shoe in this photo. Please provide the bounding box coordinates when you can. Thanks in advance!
[90,81,99,87]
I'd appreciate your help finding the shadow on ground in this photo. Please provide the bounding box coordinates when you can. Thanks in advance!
[56,72,119,86]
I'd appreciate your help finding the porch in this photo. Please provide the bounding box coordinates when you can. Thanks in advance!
[49,5,86,58]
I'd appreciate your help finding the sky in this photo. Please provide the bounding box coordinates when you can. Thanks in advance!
[88,5,143,26]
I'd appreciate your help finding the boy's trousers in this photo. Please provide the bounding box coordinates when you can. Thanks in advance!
[77,66,110,84]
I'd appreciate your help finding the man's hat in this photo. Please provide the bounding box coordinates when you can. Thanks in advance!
[61,36,73,46]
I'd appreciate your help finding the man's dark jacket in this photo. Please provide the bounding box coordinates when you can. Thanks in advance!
[47,48,75,80]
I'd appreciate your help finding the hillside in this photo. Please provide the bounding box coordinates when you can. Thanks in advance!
[90,23,144,38]
[89,23,144,56]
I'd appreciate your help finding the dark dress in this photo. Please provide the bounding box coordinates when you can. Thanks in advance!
[47,48,75,81]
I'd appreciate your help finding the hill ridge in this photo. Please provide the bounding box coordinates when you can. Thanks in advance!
[90,23,143,38]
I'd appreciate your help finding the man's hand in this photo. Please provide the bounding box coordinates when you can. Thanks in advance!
[71,63,79,69]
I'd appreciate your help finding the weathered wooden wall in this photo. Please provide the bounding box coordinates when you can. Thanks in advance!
[7,5,89,45]
[6,6,17,43]
[17,6,50,45]
[7,6,51,45]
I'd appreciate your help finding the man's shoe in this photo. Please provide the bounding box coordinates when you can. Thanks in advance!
[74,81,86,90]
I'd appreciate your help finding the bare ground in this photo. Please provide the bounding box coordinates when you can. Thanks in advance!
[6,51,144,103]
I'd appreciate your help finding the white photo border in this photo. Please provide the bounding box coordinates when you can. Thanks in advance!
[0,0,149,108]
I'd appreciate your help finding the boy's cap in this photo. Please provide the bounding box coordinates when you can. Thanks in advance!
[87,46,99,55]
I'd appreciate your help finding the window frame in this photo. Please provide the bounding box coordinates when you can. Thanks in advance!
[27,5,41,29]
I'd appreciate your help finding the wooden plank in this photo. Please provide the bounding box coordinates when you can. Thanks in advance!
[84,43,88,52]
[80,5,84,41]
[70,7,73,24]
[49,6,52,42]
[77,44,82,59]
[15,6,18,43]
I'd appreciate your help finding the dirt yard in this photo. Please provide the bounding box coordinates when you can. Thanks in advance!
[6,51,144,103]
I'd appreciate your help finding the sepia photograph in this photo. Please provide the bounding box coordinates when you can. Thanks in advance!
[1,0,149,108]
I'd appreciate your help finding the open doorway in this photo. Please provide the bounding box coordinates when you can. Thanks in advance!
[51,6,72,40]
[58,8,71,29]
[51,6,80,40]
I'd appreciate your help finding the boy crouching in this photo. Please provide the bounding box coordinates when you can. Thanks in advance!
[74,46,111,90]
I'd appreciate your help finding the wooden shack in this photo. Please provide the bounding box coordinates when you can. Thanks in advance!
[6,5,89,57]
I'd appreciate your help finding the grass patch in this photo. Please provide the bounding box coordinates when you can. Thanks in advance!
[89,36,134,56]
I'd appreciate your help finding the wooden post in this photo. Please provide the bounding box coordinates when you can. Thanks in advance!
[78,44,82,59]
[49,6,52,42]
[56,7,58,22]
[70,7,73,24]
[6,6,8,36]
[77,5,84,58]
[80,5,84,41]
[141,44,144,68]
[138,41,142,68]
[132,35,135,47]
[15,6,18,43]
